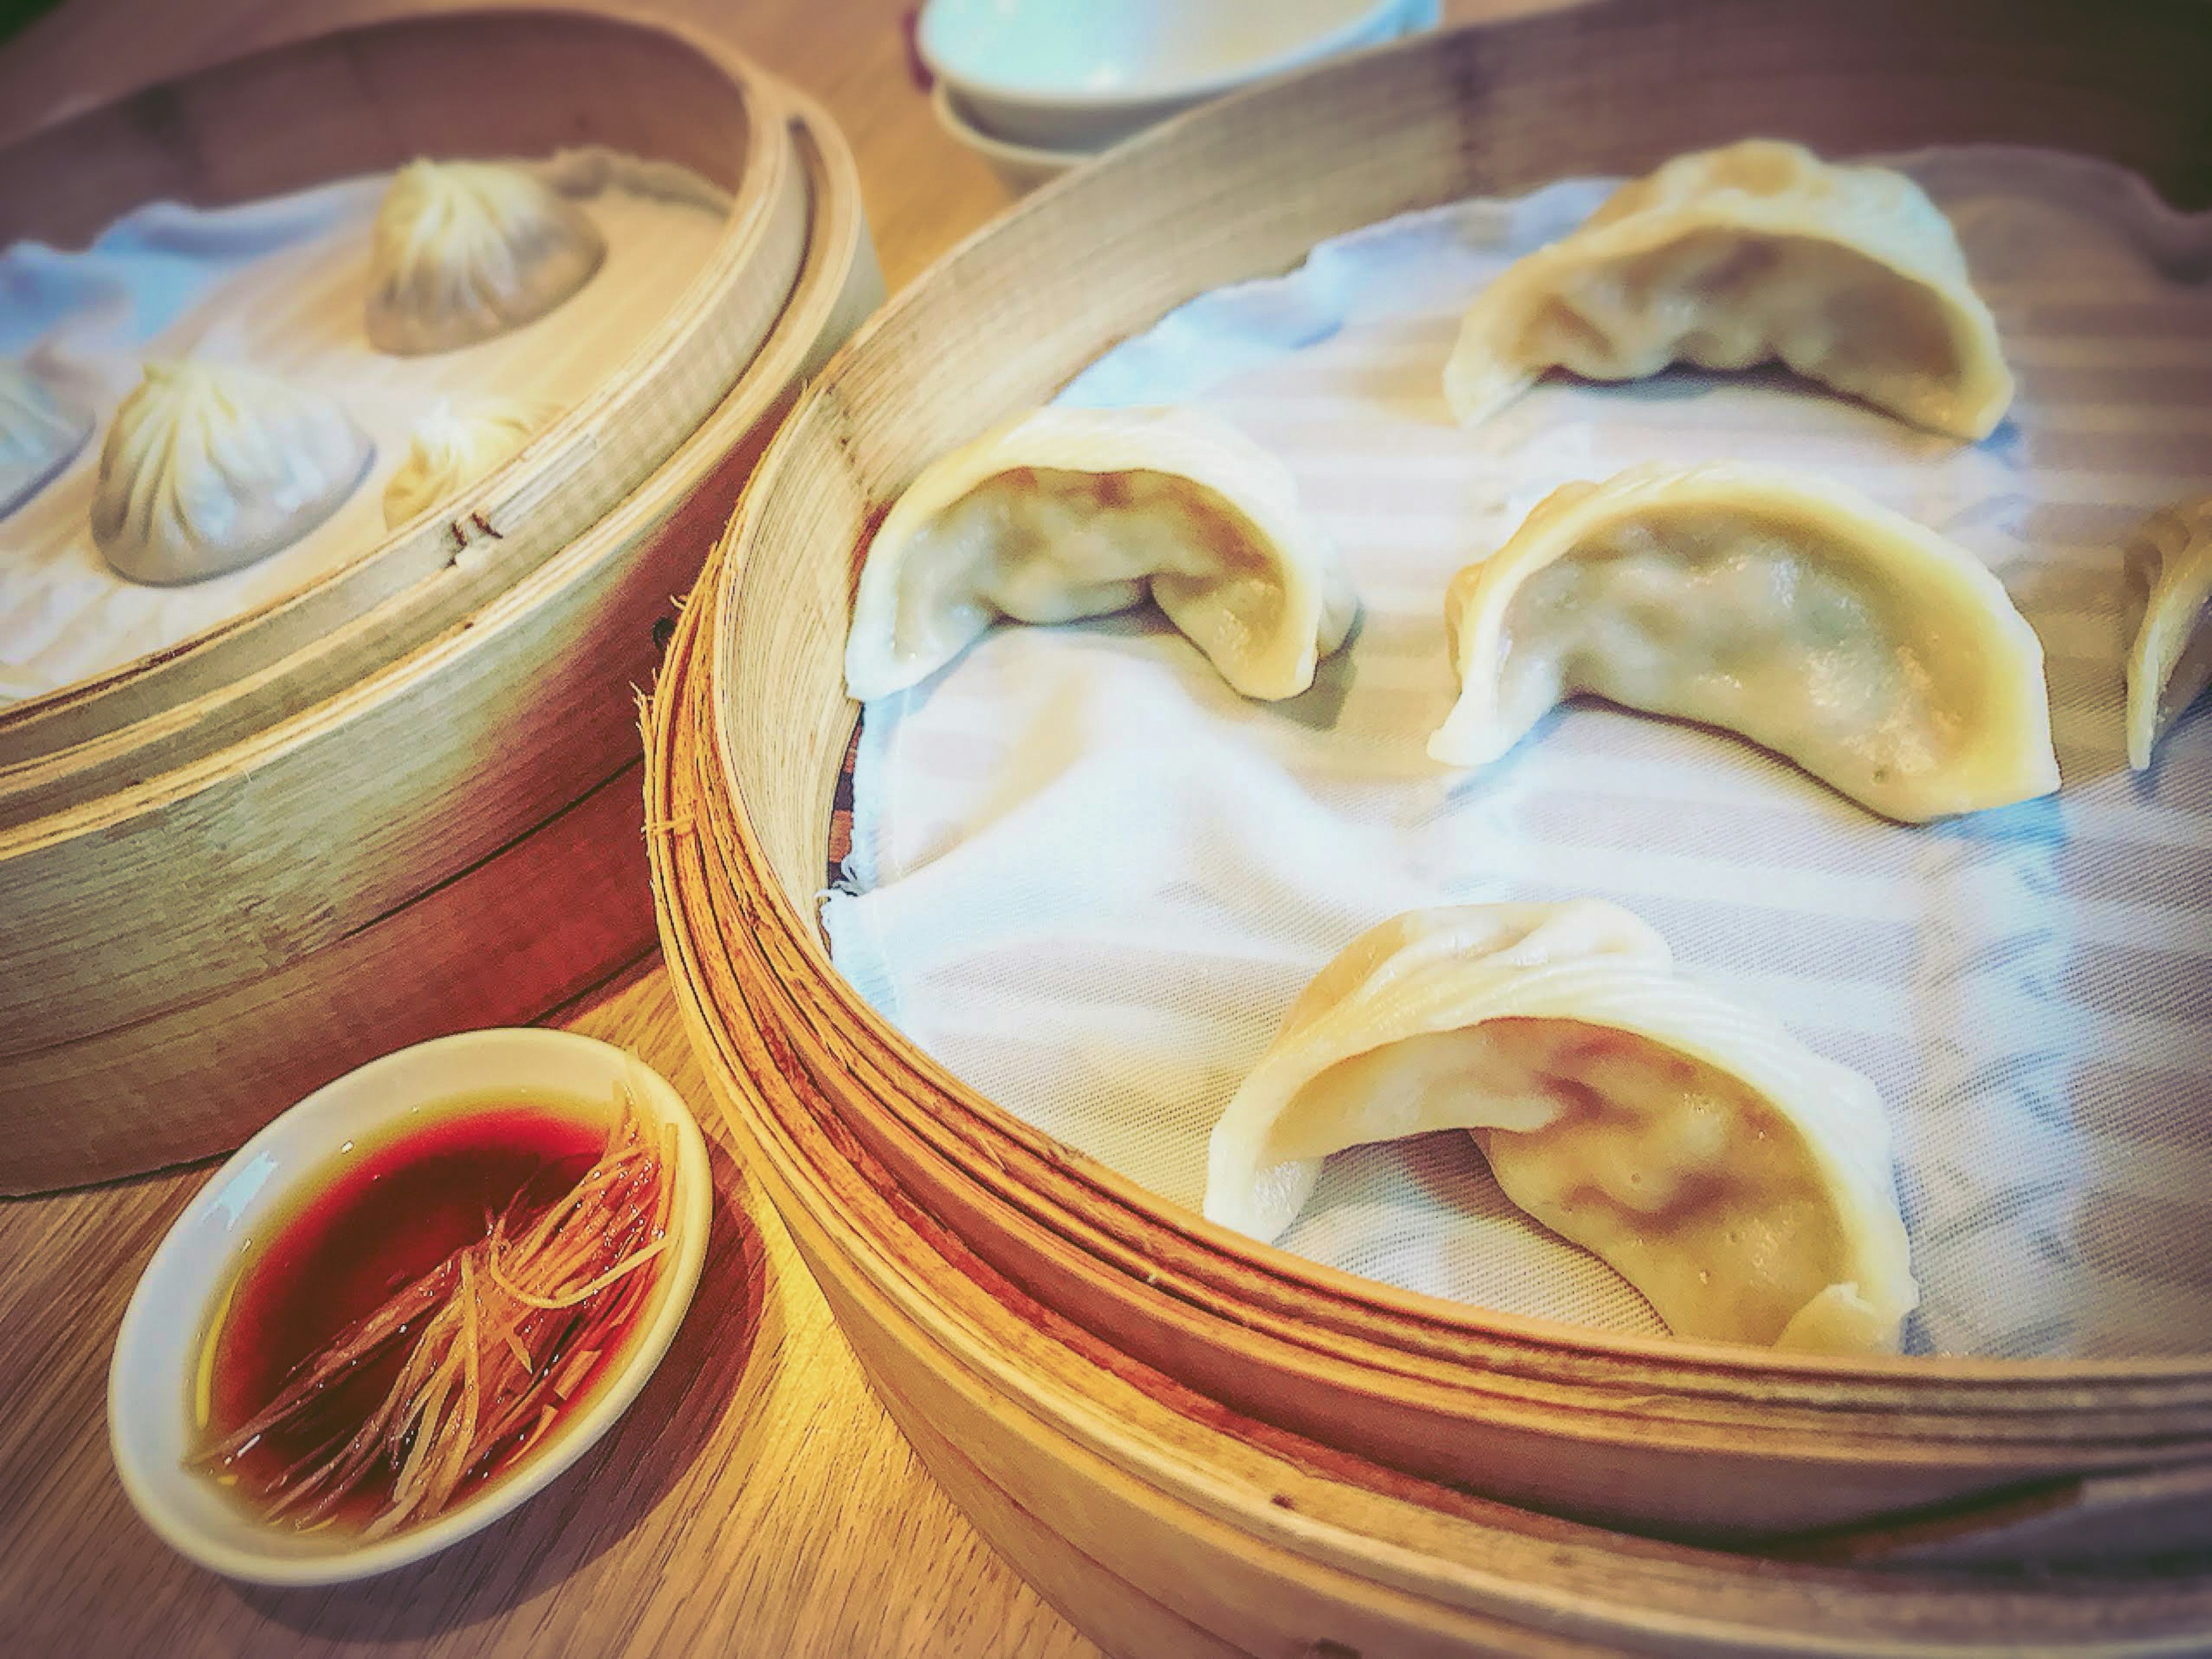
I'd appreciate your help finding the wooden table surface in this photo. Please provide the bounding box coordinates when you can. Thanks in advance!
[0,1,1484,1653]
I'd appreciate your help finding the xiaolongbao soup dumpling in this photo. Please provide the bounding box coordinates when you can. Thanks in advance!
[92,360,374,585]
[846,406,1357,703]
[1430,463,2059,823]
[366,160,607,355]
[2124,494,2212,771]
[1203,900,1919,1355]
[382,397,550,528]
[1,359,93,519]
[1444,141,2015,440]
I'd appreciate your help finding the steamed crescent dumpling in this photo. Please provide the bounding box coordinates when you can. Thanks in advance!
[366,160,606,355]
[1429,463,2059,823]
[844,407,1358,702]
[0,360,92,519]
[1445,141,2015,440]
[382,397,549,528]
[90,361,373,585]
[1203,900,1919,1355]
[2124,495,2212,771]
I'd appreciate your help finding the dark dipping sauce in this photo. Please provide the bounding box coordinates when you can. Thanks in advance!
[196,1100,628,1532]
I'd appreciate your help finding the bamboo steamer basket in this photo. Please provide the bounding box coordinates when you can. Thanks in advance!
[0,91,882,1194]
[0,7,808,797]
[652,498,2212,1659]
[644,0,2212,1612]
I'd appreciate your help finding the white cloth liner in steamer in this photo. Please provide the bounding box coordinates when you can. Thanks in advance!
[0,150,729,703]
[825,147,2212,1360]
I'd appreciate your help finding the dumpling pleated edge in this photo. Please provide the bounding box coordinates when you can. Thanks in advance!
[2124,495,2212,772]
[366,160,609,357]
[1202,900,1921,1357]
[90,360,376,586]
[1442,140,2016,442]
[1427,461,2061,824]
[843,406,1357,704]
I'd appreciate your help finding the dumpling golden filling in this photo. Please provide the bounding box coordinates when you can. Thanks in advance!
[1430,463,2059,823]
[1203,901,1919,1355]
[2123,495,2212,771]
[844,407,1358,703]
[1445,140,2014,440]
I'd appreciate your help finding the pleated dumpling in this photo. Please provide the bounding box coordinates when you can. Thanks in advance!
[844,407,1358,702]
[1444,141,2014,440]
[1429,463,2059,823]
[382,397,548,528]
[366,160,606,355]
[91,361,373,585]
[0,360,92,519]
[2124,495,2212,771]
[1203,901,1919,1355]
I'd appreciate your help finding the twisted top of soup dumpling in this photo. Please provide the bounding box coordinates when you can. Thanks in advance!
[1,359,93,520]
[91,360,374,585]
[382,396,550,528]
[366,160,607,355]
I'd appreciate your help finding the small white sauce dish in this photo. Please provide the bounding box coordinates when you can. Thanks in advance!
[921,0,1430,151]
[108,1028,713,1586]
[933,80,1099,195]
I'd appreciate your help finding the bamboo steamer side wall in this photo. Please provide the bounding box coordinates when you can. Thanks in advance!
[649,537,2212,1652]
[0,9,761,244]
[0,141,809,830]
[676,0,2212,1552]
[0,12,798,1036]
[0,101,882,1194]
[0,9,797,777]
[729,0,2212,903]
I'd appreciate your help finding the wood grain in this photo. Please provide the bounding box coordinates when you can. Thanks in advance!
[650,521,2212,1653]
[0,65,877,1192]
[0,0,1099,1653]
[0,9,801,773]
[0,0,1896,1654]
[667,0,2212,1571]
[0,964,1096,1658]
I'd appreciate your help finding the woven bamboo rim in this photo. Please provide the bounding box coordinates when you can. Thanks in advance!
[0,13,802,1044]
[0,93,880,1194]
[648,0,2212,1555]
[651,510,2212,1653]
[0,7,803,790]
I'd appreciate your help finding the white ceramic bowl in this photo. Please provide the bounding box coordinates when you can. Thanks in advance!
[933,81,1097,195]
[919,0,1417,150]
[109,1028,713,1586]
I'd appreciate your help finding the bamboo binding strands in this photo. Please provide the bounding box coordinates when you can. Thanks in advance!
[647,493,2212,1658]
[646,0,2212,1629]
[0,90,880,1194]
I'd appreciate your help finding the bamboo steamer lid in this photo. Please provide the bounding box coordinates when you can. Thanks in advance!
[0,7,808,801]
[0,90,881,1194]
[643,0,2212,1598]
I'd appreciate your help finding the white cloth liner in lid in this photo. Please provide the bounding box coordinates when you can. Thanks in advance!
[825,147,2212,1360]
